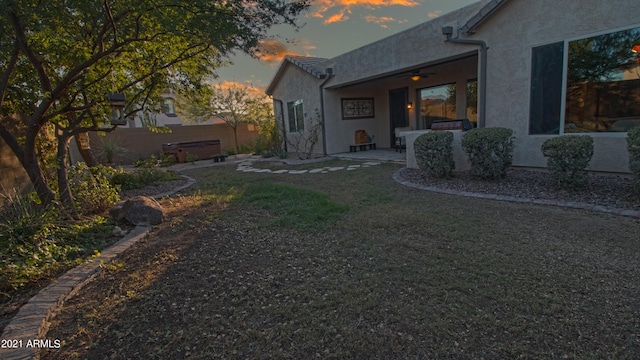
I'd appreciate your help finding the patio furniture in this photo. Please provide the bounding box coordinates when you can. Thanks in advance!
[350,130,376,152]
[430,119,473,131]
[162,140,221,163]
[394,126,410,153]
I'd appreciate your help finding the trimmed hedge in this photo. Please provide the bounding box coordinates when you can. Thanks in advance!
[541,135,593,189]
[461,127,514,179]
[415,131,455,178]
[627,127,640,193]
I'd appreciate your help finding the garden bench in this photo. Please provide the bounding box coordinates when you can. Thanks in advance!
[349,143,376,152]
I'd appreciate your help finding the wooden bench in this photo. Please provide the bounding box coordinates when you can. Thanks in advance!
[349,143,376,152]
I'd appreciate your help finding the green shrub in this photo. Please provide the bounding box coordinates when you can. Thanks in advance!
[414,131,455,178]
[111,168,182,191]
[0,200,113,293]
[68,163,120,214]
[135,153,175,168]
[541,135,594,189]
[461,128,514,179]
[626,127,640,193]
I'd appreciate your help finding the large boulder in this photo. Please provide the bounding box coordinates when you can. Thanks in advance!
[110,196,165,226]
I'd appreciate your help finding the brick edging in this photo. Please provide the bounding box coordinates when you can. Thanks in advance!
[1,173,198,360]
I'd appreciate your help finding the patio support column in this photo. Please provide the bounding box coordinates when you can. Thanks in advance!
[319,68,333,156]
[442,28,487,128]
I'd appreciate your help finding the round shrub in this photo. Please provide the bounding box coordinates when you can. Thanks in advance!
[68,163,120,214]
[461,127,514,179]
[541,135,593,189]
[414,131,455,178]
[626,127,640,193]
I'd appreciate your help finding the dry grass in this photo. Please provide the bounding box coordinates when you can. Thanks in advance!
[39,162,640,359]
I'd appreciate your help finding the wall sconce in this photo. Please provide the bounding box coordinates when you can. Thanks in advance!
[107,93,127,126]
[407,102,413,109]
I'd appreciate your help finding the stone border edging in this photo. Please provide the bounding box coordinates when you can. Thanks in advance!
[1,226,150,360]
[1,173,198,360]
[392,168,640,219]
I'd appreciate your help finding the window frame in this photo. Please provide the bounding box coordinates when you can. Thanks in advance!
[529,23,640,136]
[287,99,304,132]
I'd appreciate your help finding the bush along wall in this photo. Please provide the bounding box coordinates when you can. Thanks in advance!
[627,127,640,193]
[461,128,514,179]
[414,131,455,178]
[541,135,594,189]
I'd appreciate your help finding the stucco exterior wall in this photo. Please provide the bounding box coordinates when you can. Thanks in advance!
[269,64,326,156]
[268,0,638,173]
[475,0,638,172]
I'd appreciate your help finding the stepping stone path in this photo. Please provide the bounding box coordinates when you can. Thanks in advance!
[236,161,381,174]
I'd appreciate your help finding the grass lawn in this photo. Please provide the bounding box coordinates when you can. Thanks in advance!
[39,160,640,359]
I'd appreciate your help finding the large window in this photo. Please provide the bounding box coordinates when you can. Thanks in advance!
[530,26,640,134]
[163,98,176,116]
[418,83,456,130]
[287,99,304,132]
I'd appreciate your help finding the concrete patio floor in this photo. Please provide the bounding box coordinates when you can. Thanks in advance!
[331,148,406,164]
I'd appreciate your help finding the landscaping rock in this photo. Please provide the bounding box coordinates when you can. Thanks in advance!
[110,196,165,225]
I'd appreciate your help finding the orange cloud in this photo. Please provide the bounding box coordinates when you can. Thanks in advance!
[325,9,350,24]
[363,15,396,28]
[427,10,441,19]
[312,0,419,24]
[255,39,302,65]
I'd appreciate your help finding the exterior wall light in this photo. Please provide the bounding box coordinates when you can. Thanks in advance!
[107,93,127,126]
[407,102,413,109]
[411,75,421,81]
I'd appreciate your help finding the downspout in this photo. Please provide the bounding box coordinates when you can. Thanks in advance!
[442,26,487,128]
[319,68,333,156]
[272,98,287,152]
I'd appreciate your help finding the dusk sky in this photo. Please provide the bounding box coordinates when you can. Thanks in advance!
[215,0,479,93]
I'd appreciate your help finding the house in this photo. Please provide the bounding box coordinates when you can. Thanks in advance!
[266,0,640,173]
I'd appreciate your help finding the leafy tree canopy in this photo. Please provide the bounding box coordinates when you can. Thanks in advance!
[0,0,308,206]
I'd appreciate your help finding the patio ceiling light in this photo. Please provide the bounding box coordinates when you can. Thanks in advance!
[411,75,421,81]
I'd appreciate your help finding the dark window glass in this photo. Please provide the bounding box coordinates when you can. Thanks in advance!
[529,41,564,134]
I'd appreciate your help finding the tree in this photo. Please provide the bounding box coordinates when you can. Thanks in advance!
[179,83,273,154]
[0,0,308,209]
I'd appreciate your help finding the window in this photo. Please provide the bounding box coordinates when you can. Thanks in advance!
[529,26,640,134]
[530,42,564,134]
[163,98,176,116]
[418,83,456,130]
[287,99,304,132]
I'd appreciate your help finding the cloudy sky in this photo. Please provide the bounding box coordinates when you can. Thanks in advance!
[215,0,479,92]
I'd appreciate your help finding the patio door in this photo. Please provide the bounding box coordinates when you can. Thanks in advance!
[389,87,409,145]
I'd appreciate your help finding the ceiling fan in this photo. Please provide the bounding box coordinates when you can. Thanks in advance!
[397,70,435,81]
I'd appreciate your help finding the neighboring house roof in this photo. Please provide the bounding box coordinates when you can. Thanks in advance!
[265,55,329,95]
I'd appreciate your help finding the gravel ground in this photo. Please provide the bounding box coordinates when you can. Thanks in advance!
[398,167,640,211]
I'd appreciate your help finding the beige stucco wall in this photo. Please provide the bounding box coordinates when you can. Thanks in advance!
[476,0,638,173]
[269,63,326,156]
[269,0,638,173]
[323,55,478,154]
